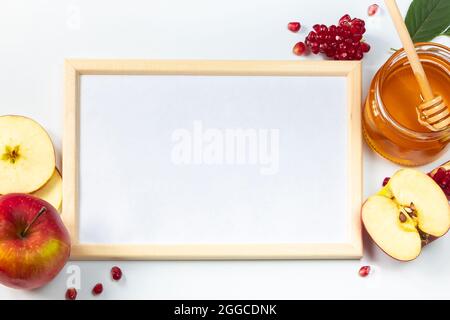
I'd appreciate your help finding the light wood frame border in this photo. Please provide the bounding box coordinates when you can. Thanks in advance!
[62,59,362,260]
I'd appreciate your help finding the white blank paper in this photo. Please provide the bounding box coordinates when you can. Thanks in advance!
[78,75,347,244]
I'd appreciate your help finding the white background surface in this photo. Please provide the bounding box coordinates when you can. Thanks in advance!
[79,75,347,245]
[0,0,449,299]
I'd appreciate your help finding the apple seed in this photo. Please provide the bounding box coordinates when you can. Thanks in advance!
[399,212,407,223]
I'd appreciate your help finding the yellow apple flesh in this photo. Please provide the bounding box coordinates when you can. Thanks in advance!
[32,169,62,211]
[0,116,55,194]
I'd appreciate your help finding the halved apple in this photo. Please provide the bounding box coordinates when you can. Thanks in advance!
[0,115,56,194]
[362,169,450,261]
[31,168,62,211]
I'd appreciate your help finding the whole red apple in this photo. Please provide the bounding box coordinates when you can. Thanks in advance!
[0,193,70,289]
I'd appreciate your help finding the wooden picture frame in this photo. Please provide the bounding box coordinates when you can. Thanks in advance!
[62,59,362,260]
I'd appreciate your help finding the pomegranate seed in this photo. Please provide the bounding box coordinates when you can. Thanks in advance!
[293,42,307,56]
[287,22,301,32]
[359,266,371,277]
[111,266,123,281]
[65,288,77,300]
[361,42,371,53]
[307,31,317,41]
[350,25,362,34]
[319,24,328,33]
[352,18,365,27]
[339,14,351,26]
[92,283,103,295]
[312,24,321,33]
[433,168,446,184]
[444,173,450,184]
[354,52,363,60]
[382,177,390,187]
[329,25,337,34]
[368,4,379,16]
[352,33,363,42]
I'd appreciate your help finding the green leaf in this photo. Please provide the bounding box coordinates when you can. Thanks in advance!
[405,0,450,42]
[442,27,450,36]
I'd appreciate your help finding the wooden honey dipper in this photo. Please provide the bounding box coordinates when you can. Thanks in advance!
[385,0,450,131]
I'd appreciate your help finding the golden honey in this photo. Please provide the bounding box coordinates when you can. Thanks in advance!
[363,43,450,166]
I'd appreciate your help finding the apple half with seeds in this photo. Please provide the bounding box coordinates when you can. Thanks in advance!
[362,169,450,261]
[0,115,55,194]
[32,169,62,211]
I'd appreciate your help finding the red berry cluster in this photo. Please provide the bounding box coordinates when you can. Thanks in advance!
[305,14,370,60]
[111,266,123,281]
[430,168,450,197]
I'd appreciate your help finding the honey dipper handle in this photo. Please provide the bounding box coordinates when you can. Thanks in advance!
[384,0,435,101]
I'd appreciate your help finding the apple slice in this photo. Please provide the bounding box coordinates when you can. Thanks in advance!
[0,115,55,194]
[362,169,450,261]
[31,168,62,211]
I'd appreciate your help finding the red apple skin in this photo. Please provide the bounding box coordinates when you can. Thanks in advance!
[0,193,71,289]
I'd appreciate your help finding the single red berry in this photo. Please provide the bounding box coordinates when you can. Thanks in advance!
[350,24,362,34]
[339,14,351,26]
[443,173,450,184]
[433,168,446,184]
[382,177,390,187]
[307,31,317,40]
[351,18,365,27]
[287,22,301,32]
[361,42,371,53]
[368,4,379,16]
[65,288,77,300]
[92,283,103,295]
[339,51,349,60]
[310,42,320,54]
[353,52,363,60]
[111,266,123,281]
[359,266,371,277]
[293,42,307,56]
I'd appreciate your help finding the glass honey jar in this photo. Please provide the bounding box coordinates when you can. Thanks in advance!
[363,42,450,166]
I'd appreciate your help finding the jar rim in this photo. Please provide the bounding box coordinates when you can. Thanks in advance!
[374,42,450,140]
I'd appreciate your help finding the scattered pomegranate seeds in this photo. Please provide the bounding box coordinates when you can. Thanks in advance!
[382,177,390,187]
[65,287,77,300]
[368,4,379,16]
[293,42,307,56]
[111,266,123,281]
[304,14,371,60]
[92,283,103,295]
[359,265,371,277]
[288,22,301,33]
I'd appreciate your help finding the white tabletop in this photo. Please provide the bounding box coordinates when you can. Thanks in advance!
[0,0,449,299]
